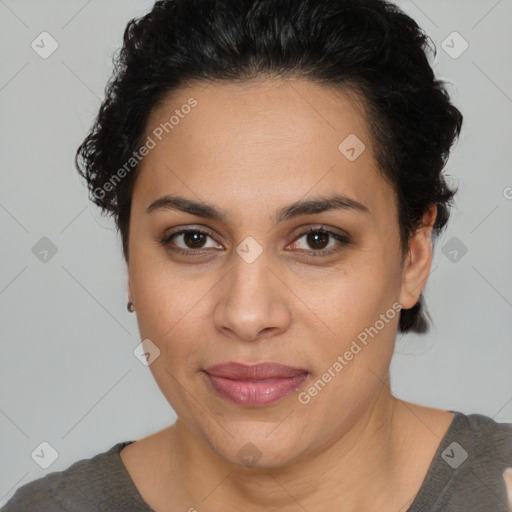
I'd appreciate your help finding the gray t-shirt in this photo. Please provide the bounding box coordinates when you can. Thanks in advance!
[2,410,512,511]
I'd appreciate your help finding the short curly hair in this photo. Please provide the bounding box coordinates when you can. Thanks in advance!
[75,0,463,334]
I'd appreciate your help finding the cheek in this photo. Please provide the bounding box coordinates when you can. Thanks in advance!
[128,248,191,344]
[133,277,205,347]
[295,269,399,416]
[129,255,221,376]
[298,250,400,340]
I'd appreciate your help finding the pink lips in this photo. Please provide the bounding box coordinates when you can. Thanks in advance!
[203,362,308,407]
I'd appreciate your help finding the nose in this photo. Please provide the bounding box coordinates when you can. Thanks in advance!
[212,251,291,342]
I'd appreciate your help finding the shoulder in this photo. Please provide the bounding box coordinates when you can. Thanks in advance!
[1,441,135,512]
[420,412,512,511]
[453,412,512,496]
[452,412,512,462]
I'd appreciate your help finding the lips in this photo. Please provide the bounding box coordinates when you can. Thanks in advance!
[205,362,308,380]
[203,362,309,407]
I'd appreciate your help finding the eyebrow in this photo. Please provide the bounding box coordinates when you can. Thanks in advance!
[145,194,370,223]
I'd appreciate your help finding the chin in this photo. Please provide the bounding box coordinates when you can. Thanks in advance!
[207,425,309,470]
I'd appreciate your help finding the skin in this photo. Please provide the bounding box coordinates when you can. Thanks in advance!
[121,78,455,512]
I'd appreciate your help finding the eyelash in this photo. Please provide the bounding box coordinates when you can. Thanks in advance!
[160,226,351,259]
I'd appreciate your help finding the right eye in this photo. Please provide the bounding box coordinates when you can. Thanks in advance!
[160,228,223,256]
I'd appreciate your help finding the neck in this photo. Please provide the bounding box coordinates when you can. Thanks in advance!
[168,388,414,511]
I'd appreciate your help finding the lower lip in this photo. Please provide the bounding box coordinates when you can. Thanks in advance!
[204,372,308,407]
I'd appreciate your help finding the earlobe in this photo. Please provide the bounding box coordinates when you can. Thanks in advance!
[126,277,132,302]
[126,278,135,312]
[398,205,437,310]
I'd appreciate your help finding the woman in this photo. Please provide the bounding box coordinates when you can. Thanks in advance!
[4,0,512,510]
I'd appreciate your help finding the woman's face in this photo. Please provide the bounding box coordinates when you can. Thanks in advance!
[127,78,430,468]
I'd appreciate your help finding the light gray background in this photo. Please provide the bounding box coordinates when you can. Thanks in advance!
[1,0,511,505]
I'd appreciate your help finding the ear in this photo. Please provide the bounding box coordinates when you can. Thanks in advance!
[398,204,437,310]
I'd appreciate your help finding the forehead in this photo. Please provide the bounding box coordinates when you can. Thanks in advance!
[134,78,392,218]
[146,78,371,157]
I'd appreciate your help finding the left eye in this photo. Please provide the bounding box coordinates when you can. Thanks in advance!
[288,228,350,255]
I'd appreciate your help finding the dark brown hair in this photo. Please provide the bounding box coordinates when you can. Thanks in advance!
[75,0,463,333]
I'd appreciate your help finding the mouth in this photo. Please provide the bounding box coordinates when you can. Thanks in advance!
[203,362,309,407]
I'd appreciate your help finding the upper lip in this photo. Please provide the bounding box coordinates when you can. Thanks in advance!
[204,362,308,380]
